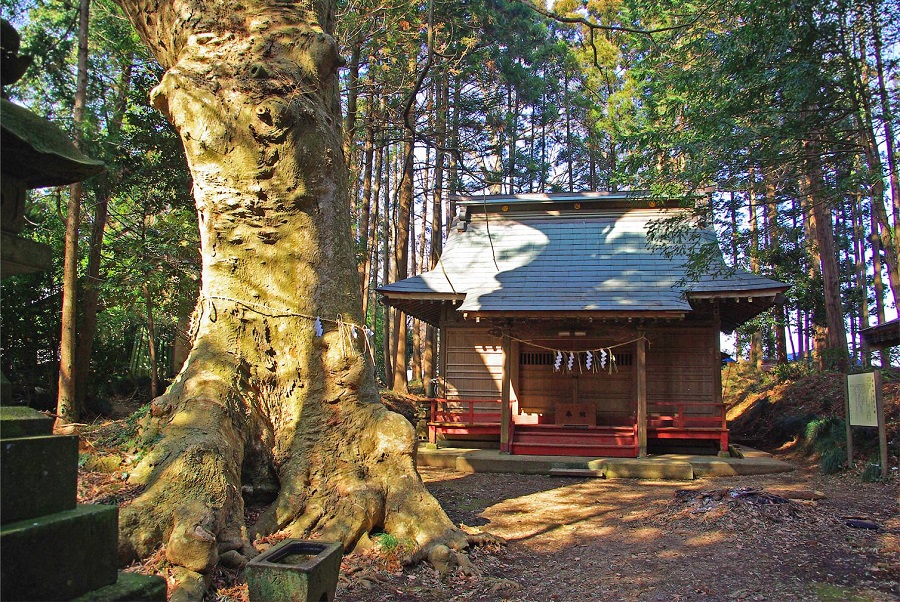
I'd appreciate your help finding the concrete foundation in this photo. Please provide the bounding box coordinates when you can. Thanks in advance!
[417,446,793,480]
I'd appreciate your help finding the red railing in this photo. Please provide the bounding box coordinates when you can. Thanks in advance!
[428,399,503,446]
[430,398,503,425]
[647,401,726,429]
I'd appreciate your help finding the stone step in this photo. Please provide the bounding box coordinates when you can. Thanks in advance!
[0,406,53,438]
[1,433,78,524]
[602,458,694,480]
[548,468,606,478]
[1,504,118,600]
[71,571,168,602]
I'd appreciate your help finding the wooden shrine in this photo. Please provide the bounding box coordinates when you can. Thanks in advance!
[379,192,788,457]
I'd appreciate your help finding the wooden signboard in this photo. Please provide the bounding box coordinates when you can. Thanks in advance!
[844,371,888,478]
[847,373,878,426]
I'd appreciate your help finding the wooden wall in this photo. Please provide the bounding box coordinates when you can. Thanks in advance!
[517,342,634,425]
[645,327,718,415]
[441,329,504,399]
[438,322,721,420]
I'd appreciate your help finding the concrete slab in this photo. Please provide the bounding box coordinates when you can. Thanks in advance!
[603,458,694,480]
[417,446,794,480]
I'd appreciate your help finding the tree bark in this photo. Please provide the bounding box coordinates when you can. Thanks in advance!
[801,140,849,371]
[74,55,135,413]
[424,73,446,383]
[765,178,787,364]
[747,176,762,369]
[357,107,374,314]
[382,145,393,383]
[55,0,91,428]
[111,0,469,582]
[869,0,899,240]
[392,96,413,393]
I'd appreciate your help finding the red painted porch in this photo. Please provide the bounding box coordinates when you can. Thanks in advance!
[427,398,728,458]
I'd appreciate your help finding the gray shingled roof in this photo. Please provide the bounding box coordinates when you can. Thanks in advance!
[380,200,787,325]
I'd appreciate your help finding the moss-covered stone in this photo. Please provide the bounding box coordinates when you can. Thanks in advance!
[0,504,118,600]
[0,406,53,438]
[71,571,168,602]
[246,539,342,602]
[1,434,78,524]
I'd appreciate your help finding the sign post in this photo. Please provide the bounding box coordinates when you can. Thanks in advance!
[845,371,888,479]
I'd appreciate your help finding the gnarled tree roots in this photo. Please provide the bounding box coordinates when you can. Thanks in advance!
[117,377,502,599]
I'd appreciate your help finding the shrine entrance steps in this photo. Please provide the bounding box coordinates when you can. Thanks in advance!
[510,425,638,457]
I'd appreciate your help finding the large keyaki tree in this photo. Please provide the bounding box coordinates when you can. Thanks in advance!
[109,0,475,580]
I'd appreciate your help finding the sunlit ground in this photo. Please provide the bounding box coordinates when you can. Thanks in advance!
[406,465,899,602]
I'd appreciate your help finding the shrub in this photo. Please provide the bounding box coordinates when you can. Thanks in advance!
[861,462,883,482]
[804,416,847,474]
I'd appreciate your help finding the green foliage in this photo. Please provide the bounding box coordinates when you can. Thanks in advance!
[371,531,414,561]
[373,532,400,551]
[95,403,150,449]
[1,3,197,409]
[820,447,848,475]
[804,416,847,474]
[769,361,816,383]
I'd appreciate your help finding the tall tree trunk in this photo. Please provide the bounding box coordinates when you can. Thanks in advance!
[74,55,135,413]
[392,93,414,393]
[361,121,382,324]
[448,77,461,200]
[765,178,788,363]
[111,0,473,584]
[728,192,742,357]
[142,282,159,399]
[748,176,763,369]
[382,144,393,384]
[869,0,899,235]
[410,191,424,384]
[801,140,849,371]
[342,32,362,165]
[424,73,446,384]
[564,69,573,191]
[357,108,375,313]
[852,190,871,366]
[858,120,900,307]
[507,85,516,194]
[55,0,91,428]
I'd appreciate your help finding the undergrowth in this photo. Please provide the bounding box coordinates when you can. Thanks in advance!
[724,362,898,478]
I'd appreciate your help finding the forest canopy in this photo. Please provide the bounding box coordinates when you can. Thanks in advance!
[1,0,897,417]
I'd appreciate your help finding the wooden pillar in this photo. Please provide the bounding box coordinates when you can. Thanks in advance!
[500,333,512,453]
[635,334,647,457]
[712,303,728,454]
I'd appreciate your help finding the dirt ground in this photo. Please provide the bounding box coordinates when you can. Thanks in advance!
[334,458,898,602]
[74,376,898,601]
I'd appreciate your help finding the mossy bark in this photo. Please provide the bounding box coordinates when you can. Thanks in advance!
[111,0,466,581]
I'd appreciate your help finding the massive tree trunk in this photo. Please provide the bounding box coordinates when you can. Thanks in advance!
[111,0,470,585]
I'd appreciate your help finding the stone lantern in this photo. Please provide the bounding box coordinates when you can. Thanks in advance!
[0,18,105,276]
